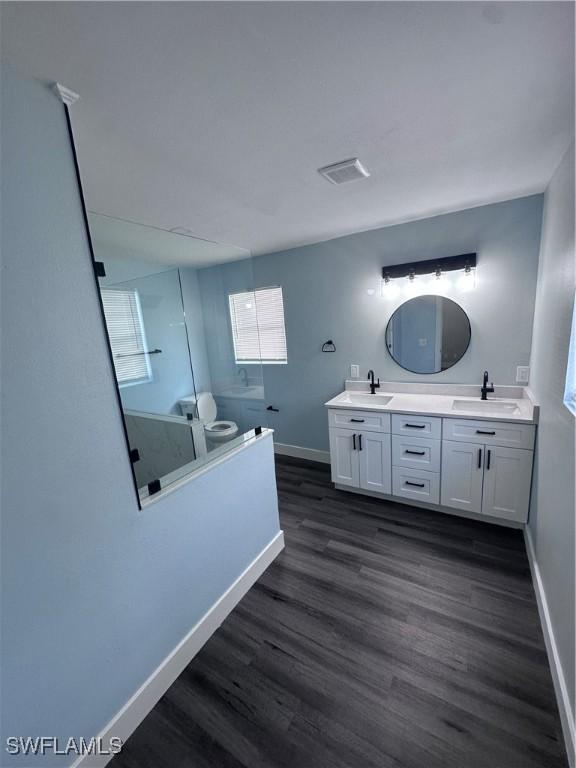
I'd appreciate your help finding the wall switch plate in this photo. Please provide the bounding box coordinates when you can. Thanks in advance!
[516,366,530,384]
[350,364,360,379]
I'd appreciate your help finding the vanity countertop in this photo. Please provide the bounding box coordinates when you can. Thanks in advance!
[325,382,538,424]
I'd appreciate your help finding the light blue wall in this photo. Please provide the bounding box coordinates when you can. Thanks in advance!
[178,267,213,394]
[196,260,264,392]
[0,65,280,766]
[245,194,543,451]
[528,143,575,743]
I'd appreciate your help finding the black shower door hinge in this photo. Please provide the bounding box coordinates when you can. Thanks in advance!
[147,479,161,495]
[94,261,106,278]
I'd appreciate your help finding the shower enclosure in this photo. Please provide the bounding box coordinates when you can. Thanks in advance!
[90,214,266,503]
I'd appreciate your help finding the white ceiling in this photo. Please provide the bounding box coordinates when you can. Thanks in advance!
[2,2,574,258]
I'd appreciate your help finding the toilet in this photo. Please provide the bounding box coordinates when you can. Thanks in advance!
[179,392,239,446]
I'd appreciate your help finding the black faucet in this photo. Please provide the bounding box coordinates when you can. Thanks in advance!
[480,370,494,400]
[368,369,381,395]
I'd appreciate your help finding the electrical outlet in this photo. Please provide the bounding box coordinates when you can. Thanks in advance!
[350,364,360,379]
[516,366,530,384]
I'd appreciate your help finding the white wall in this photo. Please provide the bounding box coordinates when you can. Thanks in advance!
[528,142,575,762]
[0,65,280,766]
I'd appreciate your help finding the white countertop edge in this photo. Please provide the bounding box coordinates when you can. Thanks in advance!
[140,428,274,509]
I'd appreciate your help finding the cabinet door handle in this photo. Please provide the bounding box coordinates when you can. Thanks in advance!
[486,449,491,470]
[477,448,482,469]
[358,434,362,451]
[350,418,365,423]
[405,449,426,456]
[406,481,425,488]
[405,423,426,429]
[352,434,356,450]
[476,430,496,435]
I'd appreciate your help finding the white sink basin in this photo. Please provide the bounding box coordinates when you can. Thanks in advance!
[218,385,264,398]
[452,399,520,415]
[339,392,393,407]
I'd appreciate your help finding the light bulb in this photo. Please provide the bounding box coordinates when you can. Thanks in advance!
[403,275,419,296]
[381,278,399,298]
[457,266,476,291]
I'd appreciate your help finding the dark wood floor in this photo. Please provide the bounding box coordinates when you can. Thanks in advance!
[112,455,568,768]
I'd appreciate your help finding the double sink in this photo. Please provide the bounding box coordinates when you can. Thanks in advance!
[329,390,527,420]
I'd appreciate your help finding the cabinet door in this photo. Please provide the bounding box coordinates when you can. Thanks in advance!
[358,431,392,494]
[441,440,484,514]
[329,428,359,487]
[482,446,533,522]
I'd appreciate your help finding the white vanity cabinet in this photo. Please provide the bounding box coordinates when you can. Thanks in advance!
[328,410,392,494]
[328,406,535,525]
[441,419,535,522]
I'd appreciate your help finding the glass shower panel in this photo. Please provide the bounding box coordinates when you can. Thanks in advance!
[99,267,198,492]
[103,269,198,416]
[90,212,266,503]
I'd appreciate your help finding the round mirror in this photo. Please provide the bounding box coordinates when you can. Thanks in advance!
[385,295,471,374]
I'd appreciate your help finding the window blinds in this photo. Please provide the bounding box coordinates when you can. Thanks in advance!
[228,286,287,364]
[101,288,151,385]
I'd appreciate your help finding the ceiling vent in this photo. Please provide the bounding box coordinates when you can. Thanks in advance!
[318,158,370,185]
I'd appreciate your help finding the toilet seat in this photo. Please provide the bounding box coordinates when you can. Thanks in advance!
[205,420,238,437]
[178,392,239,444]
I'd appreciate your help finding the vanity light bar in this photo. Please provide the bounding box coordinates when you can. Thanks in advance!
[382,253,477,281]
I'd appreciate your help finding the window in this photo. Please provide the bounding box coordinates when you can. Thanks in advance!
[564,295,576,416]
[228,286,287,364]
[101,288,152,386]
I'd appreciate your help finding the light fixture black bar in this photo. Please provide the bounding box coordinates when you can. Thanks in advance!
[382,253,476,280]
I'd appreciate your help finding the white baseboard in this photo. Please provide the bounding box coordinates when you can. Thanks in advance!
[71,530,285,768]
[524,527,575,767]
[274,441,330,464]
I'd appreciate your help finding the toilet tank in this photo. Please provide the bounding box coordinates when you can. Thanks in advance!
[178,395,198,421]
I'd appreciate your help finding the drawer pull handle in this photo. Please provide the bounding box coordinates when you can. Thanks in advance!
[352,434,356,450]
[406,481,425,488]
[405,423,426,429]
[486,449,491,470]
[405,450,426,456]
[350,418,365,423]
[476,430,496,435]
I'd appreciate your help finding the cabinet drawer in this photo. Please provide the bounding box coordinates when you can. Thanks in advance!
[392,413,442,439]
[328,409,390,433]
[392,466,440,505]
[392,435,441,472]
[443,418,535,449]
